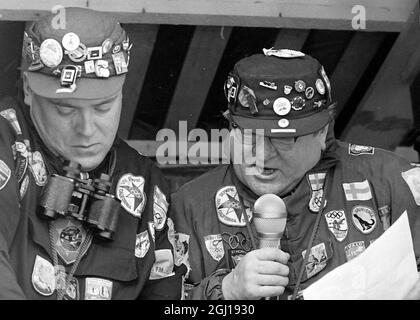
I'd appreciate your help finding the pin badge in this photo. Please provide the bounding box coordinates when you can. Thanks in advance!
[87,46,103,60]
[294,80,306,93]
[259,81,277,90]
[284,85,292,95]
[305,87,315,99]
[262,48,305,58]
[278,119,290,128]
[263,98,270,106]
[313,100,325,109]
[39,39,63,68]
[62,33,80,52]
[273,97,291,116]
[94,60,110,78]
[112,52,128,75]
[122,36,130,50]
[315,79,325,95]
[28,60,44,71]
[84,60,95,74]
[319,67,331,100]
[112,45,121,54]
[56,65,78,94]
[291,96,306,111]
[68,43,87,63]
[101,38,114,54]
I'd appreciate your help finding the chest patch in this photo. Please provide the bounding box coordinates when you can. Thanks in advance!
[344,241,366,261]
[29,151,47,186]
[302,242,328,279]
[32,255,55,296]
[351,205,376,234]
[135,230,150,258]
[117,174,146,218]
[324,210,348,242]
[342,180,372,201]
[204,234,225,262]
[85,278,112,300]
[307,172,326,213]
[215,186,252,227]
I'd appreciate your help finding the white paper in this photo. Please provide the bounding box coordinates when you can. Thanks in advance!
[302,211,419,300]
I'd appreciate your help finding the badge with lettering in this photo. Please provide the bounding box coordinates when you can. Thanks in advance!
[351,205,376,234]
[32,255,55,296]
[324,210,348,242]
[307,172,326,213]
[0,108,22,135]
[204,234,225,262]
[344,241,365,261]
[117,174,146,218]
[153,185,168,231]
[85,278,112,300]
[402,167,420,206]
[348,144,374,156]
[135,230,150,258]
[228,249,247,268]
[149,249,175,280]
[29,151,47,186]
[302,242,328,279]
[0,159,11,191]
[215,186,252,227]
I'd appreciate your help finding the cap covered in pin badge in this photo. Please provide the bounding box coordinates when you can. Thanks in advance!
[22,7,131,99]
[224,48,335,137]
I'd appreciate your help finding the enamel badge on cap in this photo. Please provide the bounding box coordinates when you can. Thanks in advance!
[273,97,291,116]
[39,39,63,68]
[62,33,80,52]
[262,48,305,58]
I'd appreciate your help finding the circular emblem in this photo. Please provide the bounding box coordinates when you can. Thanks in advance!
[60,226,82,251]
[291,96,306,111]
[305,87,315,99]
[273,97,291,116]
[117,174,147,218]
[294,80,306,93]
[315,79,325,95]
[278,118,289,128]
[215,186,252,227]
[39,39,63,68]
[101,38,114,54]
[68,43,87,63]
[62,33,80,52]
[351,205,376,234]
[112,44,121,54]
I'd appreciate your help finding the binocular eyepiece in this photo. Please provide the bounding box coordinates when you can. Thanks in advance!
[37,160,121,241]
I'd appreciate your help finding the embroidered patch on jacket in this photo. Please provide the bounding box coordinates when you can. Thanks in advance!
[12,141,29,183]
[402,167,420,206]
[85,278,112,300]
[0,159,11,191]
[32,255,55,296]
[215,186,252,227]
[63,277,79,300]
[135,230,150,258]
[324,210,348,242]
[351,205,377,234]
[344,241,366,261]
[342,180,372,201]
[149,249,175,280]
[307,172,326,213]
[0,108,22,135]
[153,185,168,230]
[116,174,146,218]
[302,242,328,279]
[29,151,47,186]
[204,234,225,262]
[348,144,374,156]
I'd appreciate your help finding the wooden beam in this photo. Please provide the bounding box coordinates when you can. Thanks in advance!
[341,2,420,150]
[0,0,416,32]
[118,24,158,139]
[273,29,309,50]
[331,32,386,116]
[164,26,231,132]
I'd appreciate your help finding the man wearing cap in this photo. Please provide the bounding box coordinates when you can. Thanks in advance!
[0,7,185,299]
[170,49,420,299]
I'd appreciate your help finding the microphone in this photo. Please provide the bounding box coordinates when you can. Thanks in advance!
[253,194,287,249]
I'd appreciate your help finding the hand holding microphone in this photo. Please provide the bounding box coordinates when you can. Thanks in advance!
[222,194,290,300]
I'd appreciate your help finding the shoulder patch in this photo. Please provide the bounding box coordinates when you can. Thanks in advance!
[402,167,420,205]
[116,174,146,218]
[149,249,175,280]
[0,159,11,190]
[348,144,374,156]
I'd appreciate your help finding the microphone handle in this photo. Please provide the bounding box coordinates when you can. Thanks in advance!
[258,238,281,249]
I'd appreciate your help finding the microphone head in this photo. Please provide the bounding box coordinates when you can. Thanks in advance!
[253,194,287,237]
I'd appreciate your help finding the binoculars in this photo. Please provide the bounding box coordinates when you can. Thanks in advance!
[37,160,121,241]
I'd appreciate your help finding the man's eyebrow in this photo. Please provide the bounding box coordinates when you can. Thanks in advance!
[50,95,117,107]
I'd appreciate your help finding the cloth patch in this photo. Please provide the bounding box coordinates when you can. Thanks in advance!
[215,186,252,227]
[302,242,328,279]
[85,278,112,300]
[29,151,47,186]
[12,141,29,183]
[324,210,348,242]
[228,249,247,268]
[149,249,175,280]
[204,234,225,262]
[342,180,372,201]
[402,167,420,206]
[32,255,55,296]
[116,174,146,218]
[351,205,376,234]
[344,241,365,261]
[307,172,326,213]
[135,230,150,258]
[153,185,168,230]
[348,144,374,156]
[0,159,11,191]
[63,277,79,300]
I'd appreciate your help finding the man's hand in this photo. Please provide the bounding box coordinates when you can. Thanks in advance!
[404,272,420,299]
[221,247,289,300]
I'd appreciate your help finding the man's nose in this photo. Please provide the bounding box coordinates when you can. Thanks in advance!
[76,110,95,136]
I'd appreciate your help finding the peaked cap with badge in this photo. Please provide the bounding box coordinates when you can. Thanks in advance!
[22,7,131,99]
[224,48,334,137]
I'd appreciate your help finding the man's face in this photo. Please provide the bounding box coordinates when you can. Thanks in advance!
[27,86,122,171]
[232,125,328,197]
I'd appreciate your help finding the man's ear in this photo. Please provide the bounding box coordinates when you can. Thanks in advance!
[319,123,329,151]
[22,72,33,107]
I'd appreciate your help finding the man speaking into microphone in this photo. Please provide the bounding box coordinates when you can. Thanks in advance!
[170,50,420,300]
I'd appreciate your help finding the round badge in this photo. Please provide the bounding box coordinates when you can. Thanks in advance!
[284,85,292,95]
[112,44,121,54]
[263,98,270,106]
[273,97,291,116]
[351,205,376,234]
[315,79,325,95]
[68,43,87,63]
[62,33,80,52]
[39,39,63,68]
[305,87,315,99]
[291,96,306,111]
[102,38,114,54]
[278,118,289,128]
[294,80,306,93]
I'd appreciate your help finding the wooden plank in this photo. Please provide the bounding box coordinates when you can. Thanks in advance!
[341,1,420,150]
[330,32,385,116]
[273,29,309,50]
[118,24,158,139]
[0,0,416,32]
[164,26,232,132]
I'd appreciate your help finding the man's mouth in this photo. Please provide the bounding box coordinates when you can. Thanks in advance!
[254,166,277,176]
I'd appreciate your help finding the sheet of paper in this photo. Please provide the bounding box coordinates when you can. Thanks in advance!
[302,211,419,299]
